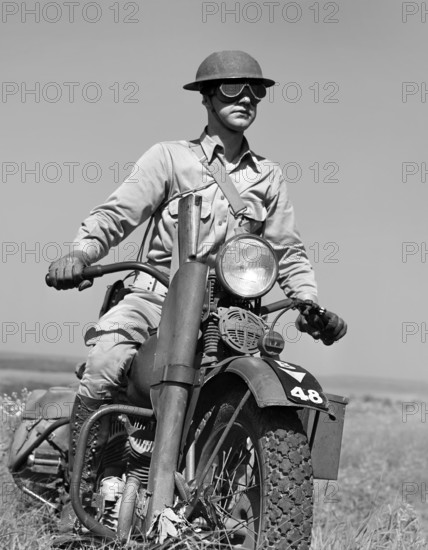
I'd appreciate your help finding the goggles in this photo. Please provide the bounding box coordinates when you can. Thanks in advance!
[216,82,267,102]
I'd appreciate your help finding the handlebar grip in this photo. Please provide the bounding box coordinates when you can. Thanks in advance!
[45,265,102,288]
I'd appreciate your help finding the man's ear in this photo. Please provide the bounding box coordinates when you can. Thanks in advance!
[201,94,210,109]
[202,94,215,113]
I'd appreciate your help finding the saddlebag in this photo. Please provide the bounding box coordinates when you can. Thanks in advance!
[8,385,76,475]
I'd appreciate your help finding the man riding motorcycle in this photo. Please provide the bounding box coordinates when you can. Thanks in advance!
[48,50,347,531]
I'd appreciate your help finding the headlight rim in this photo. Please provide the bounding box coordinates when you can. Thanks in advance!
[215,234,279,298]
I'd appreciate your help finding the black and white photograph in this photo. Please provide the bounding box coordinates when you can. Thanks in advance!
[1,1,427,548]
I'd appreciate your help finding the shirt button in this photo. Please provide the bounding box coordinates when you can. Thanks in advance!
[218,221,223,226]
[220,195,225,200]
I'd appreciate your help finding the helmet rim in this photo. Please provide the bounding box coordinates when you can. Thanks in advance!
[183,50,275,91]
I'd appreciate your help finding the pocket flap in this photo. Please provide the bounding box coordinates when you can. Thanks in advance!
[168,196,212,219]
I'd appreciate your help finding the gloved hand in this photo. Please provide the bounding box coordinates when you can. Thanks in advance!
[296,308,347,346]
[48,251,92,291]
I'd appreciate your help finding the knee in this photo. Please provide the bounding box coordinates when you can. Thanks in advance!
[79,342,137,400]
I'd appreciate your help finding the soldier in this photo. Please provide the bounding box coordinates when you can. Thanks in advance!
[49,50,347,530]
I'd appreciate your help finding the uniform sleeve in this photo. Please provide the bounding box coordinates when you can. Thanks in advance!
[73,143,169,263]
[264,165,318,302]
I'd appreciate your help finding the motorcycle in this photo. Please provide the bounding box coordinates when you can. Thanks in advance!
[8,194,348,549]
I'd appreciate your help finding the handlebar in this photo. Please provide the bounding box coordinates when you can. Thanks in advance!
[261,297,332,344]
[45,261,169,289]
[260,299,294,315]
[46,263,332,341]
[46,264,322,319]
[260,298,326,317]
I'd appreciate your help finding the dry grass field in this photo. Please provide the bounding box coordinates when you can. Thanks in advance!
[311,395,428,549]
[1,354,427,549]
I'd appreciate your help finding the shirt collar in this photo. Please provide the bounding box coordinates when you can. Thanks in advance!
[199,128,261,173]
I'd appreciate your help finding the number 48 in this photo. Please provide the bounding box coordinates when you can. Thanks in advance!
[290,386,323,404]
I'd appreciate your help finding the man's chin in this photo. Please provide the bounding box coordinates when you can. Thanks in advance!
[226,118,254,132]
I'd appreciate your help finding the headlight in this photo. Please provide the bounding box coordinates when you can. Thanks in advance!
[215,235,279,298]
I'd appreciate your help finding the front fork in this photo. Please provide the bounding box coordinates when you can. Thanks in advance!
[144,381,194,525]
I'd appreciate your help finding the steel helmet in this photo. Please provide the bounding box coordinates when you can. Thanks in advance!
[183,50,275,91]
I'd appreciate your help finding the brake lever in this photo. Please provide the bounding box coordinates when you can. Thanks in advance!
[292,299,325,318]
[294,300,329,332]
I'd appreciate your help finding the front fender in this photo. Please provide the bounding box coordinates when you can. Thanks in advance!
[202,356,348,480]
[205,356,335,418]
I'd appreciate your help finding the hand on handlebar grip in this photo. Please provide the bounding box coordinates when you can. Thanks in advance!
[47,252,89,291]
[295,305,347,345]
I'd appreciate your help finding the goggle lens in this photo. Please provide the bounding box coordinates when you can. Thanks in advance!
[219,82,267,101]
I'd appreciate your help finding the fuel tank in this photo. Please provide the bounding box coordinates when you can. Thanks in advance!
[126,260,208,411]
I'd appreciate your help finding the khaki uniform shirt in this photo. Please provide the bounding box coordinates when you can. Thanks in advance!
[74,130,317,301]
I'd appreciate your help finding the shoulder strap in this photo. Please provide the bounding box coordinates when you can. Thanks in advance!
[189,142,247,219]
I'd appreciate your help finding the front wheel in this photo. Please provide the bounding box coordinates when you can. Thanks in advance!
[188,387,313,549]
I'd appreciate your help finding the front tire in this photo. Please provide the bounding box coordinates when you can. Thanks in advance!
[190,387,313,549]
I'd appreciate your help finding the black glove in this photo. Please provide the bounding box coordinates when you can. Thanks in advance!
[296,307,347,346]
[48,251,92,291]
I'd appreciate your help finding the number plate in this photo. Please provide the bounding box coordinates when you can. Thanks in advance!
[266,359,329,411]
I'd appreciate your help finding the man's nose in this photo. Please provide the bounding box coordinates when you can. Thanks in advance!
[238,93,252,104]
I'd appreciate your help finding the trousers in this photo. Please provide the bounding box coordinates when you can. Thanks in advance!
[78,288,164,400]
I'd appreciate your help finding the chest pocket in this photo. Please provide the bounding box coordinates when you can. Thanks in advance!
[167,196,212,220]
[240,198,267,235]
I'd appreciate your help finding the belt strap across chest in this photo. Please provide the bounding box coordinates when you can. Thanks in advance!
[189,142,247,219]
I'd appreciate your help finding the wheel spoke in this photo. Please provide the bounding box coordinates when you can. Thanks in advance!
[213,495,260,544]
[190,394,313,548]
[199,432,261,546]
[212,437,255,497]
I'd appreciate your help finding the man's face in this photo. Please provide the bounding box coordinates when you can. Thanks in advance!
[209,83,260,132]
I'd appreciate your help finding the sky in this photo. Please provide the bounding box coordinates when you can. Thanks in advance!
[1,0,427,386]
